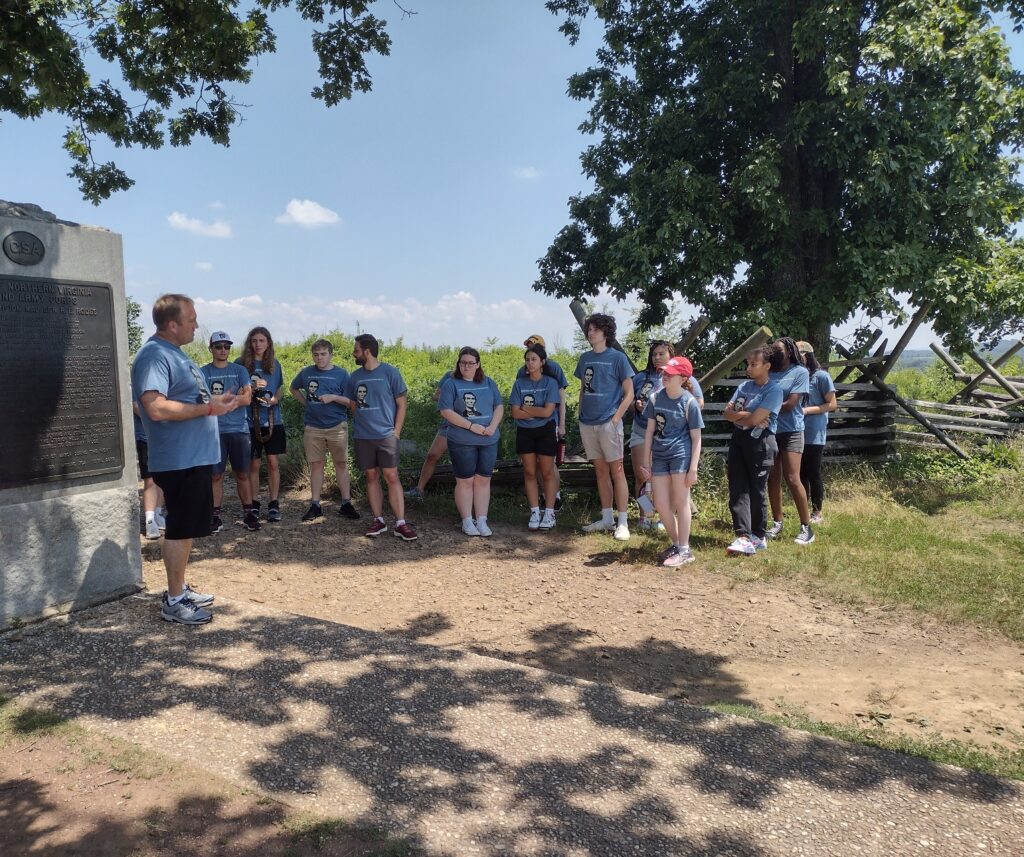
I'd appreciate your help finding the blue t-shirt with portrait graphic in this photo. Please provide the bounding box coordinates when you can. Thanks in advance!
[200,362,252,434]
[345,363,408,439]
[631,371,664,435]
[439,375,503,446]
[643,389,705,461]
[291,365,351,429]
[236,358,284,429]
[769,363,810,434]
[804,369,836,446]
[509,373,561,429]
[729,379,784,436]
[131,335,219,472]
[574,348,634,425]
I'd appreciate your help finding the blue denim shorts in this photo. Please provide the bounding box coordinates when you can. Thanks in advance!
[215,432,252,475]
[448,441,499,479]
[651,454,690,476]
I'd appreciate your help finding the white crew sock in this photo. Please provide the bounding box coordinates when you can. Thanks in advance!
[617,511,628,527]
[601,508,614,525]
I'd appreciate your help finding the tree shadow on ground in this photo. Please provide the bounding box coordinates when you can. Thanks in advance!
[0,600,1018,857]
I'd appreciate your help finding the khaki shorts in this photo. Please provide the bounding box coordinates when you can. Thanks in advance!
[580,420,624,462]
[303,422,349,465]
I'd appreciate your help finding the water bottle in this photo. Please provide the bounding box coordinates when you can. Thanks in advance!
[556,436,566,466]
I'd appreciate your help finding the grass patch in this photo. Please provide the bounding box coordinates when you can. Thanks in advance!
[708,701,1024,781]
[0,696,71,747]
[284,813,408,854]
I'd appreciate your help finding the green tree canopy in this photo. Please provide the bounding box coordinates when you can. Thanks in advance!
[537,0,1024,353]
[1,1,405,203]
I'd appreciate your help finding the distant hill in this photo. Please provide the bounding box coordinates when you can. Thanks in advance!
[893,338,1018,370]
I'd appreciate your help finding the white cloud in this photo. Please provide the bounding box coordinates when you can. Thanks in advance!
[167,212,233,238]
[170,290,592,350]
[274,199,341,229]
[513,166,542,181]
[208,201,225,209]
[195,261,214,272]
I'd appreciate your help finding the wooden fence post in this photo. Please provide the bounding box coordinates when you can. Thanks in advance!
[674,316,710,355]
[568,299,639,374]
[698,326,774,389]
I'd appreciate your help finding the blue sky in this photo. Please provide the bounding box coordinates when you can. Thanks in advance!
[5,5,1022,352]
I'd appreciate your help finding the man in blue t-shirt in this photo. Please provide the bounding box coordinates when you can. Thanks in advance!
[345,334,417,541]
[573,314,634,540]
[200,331,256,533]
[290,339,359,522]
[131,294,240,625]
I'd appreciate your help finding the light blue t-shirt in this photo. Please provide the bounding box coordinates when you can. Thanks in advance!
[132,406,147,442]
[631,370,664,435]
[346,363,408,439]
[236,358,284,429]
[804,369,836,446]
[439,376,503,446]
[574,348,634,425]
[509,373,561,429]
[517,359,569,390]
[131,336,219,472]
[200,362,252,435]
[730,379,785,436]
[770,363,810,434]
[643,389,705,461]
[291,365,350,429]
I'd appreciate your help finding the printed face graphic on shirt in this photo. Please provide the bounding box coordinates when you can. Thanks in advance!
[583,367,595,392]
[190,364,211,404]
[655,413,667,438]
[355,384,369,408]
[462,392,480,417]
[211,380,224,396]
[307,379,320,401]
[639,381,653,400]
[522,394,536,408]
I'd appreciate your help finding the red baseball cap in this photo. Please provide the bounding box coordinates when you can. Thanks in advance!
[662,357,693,377]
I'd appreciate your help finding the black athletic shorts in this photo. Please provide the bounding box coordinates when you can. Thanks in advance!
[516,421,558,457]
[152,465,214,540]
[136,440,150,480]
[251,423,287,458]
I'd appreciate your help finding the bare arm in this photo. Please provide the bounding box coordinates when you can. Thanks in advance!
[685,426,702,486]
[803,391,837,416]
[140,389,237,421]
[780,392,802,413]
[394,393,407,438]
[611,378,634,424]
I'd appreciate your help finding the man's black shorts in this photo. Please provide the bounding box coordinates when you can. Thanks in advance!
[136,440,150,480]
[251,423,287,458]
[152,465,214,540]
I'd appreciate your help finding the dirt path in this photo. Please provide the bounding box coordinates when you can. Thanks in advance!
[142,493,1024,753]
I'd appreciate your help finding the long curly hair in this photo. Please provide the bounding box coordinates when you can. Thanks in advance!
[241,327,276,374]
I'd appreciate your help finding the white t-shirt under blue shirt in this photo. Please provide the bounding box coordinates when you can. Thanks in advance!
[345,362,408,439]
[769,364,810,434]
[575,348,634,425]
[200,362,252,435]
[131,335,220,472]
[804,369,836,446]
[439,376,503,446]
[509,373,561,429]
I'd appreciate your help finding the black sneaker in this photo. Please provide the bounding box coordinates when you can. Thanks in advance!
[267,500,281,522]
[252,500,261,519]
[211,514,223,534]
[554,495,563,513]
[301,502,323,522]
[243,511,261,531]
[338,501,360,520]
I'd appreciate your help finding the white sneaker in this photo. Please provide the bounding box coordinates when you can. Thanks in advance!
[582,519,615,533]
[528,510,541,531]
[539,510,556,531]
[726,536,756,556]
[153,511,166,531]
[145,519,161,540]
[462,519,481,537]
[476,518,492,537]
[613,523,630,541]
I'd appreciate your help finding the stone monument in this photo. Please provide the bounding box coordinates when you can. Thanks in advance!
[0,201,142,628]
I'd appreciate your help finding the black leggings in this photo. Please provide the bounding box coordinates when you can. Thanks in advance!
[800,443,825,512]
[727,431,778,539]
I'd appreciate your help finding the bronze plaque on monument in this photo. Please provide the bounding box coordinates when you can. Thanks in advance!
[0,276,124,487]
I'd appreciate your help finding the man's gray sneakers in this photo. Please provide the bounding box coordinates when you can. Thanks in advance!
[161,593,212,624]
